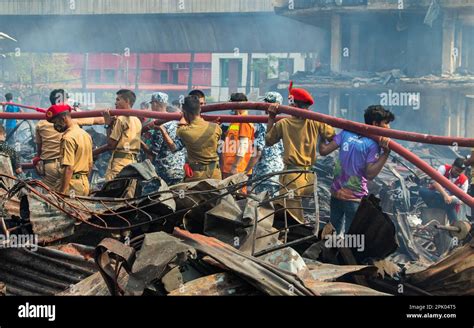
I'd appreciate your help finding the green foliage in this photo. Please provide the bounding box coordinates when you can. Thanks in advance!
[1,53,77,99]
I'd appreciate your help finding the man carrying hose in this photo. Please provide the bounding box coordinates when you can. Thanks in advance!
[319,105,394,234]
[221,93,256,179]
[142,92,186,186]
[93,89,142,183]
[420,157,468,224]
[35,89,103,191]
[265,81,335,222]
[251,92,284,196]
[176,95,222,182]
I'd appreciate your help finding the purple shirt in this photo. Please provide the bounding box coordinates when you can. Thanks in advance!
[331,130,381,200]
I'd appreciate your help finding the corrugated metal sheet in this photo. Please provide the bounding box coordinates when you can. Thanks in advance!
[0,246,97,296]
[0,0,274,15]
[407,239,474,296]
[0,14,326,53]
[26,194,76,244]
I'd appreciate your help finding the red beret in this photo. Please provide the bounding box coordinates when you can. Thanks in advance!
[46,104,71,121]
[288,81,314,106]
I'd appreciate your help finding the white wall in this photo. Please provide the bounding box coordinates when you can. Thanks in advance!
[211,52,306,101]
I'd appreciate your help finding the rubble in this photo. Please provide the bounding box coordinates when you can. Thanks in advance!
[406,239,474,296]
[0,246,97,296]
[0,150,472,296]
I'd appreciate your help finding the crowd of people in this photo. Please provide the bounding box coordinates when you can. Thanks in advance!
[2,82,469,233]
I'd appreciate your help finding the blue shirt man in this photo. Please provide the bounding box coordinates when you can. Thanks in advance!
[3,94,21,145]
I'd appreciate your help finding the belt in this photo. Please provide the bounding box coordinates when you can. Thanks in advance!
[43,158,60,164]
[72,172,88,179]
[285,164,313,170]
[113,152,138,160]
[189,161,219,172]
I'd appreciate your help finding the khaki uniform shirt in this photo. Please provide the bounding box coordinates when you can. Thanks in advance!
[61,124,93,174]
[177,117,221,165]
[266,117,335,167]
[109,116,142,155]
[35,118,97,160]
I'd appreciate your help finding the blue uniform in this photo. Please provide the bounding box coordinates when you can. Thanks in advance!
[146,121,186,185]
[252,123,284,195]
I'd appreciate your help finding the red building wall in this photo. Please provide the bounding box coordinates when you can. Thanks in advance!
[67,53,212,90]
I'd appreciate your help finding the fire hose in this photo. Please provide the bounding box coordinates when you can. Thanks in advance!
[3,101,474,147]
[2,102,473,207]
[0,102,46,113]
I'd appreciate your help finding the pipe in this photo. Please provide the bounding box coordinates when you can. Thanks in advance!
[0,102,46,113]
[10,102,474,207]
[383,138,474,208]
[2,102,474,147]
[203,103,474,148]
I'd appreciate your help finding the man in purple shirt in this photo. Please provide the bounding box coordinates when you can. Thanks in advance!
[319,105,395,234]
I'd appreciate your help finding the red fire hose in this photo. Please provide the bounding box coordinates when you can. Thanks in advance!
[6,102,473,207]
[2,102,473,147]
[0,102,46,113]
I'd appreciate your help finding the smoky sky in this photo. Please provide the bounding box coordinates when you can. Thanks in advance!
[0,13,327,54]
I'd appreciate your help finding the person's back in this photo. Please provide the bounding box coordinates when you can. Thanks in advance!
[331,130,381,200]
[265,83,335,223]
[177,95,222,182]
[4,104,20,131]
[36,120,62,160]
[151,120,186,185]
[319,105,395,234]
[178,117,221,165]
[3,93,21,144]
[269,117,333,168]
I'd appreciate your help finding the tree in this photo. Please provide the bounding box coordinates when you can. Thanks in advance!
[2,52,77,101]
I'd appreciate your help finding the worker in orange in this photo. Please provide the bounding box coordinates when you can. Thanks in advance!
[221,93,256,179]
[265,81,335,222]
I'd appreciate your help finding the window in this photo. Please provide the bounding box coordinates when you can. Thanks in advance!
[160,70,169,84]
[90,70,101,82]
[252,58,269,86]
[278,58,294,75]
[220,59,243,87]
[172,70,179,84]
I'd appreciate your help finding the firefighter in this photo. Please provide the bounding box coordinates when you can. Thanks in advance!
[265,81,335,222]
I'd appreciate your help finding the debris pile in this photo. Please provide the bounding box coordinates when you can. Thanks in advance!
[0,149,472,296]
